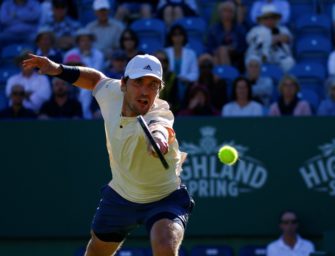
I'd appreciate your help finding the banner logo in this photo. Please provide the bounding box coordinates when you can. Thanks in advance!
[180,126,268,198]
[299,139,335,196]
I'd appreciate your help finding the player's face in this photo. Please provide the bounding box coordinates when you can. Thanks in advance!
[121,76,160,116]
[280,212,298,236]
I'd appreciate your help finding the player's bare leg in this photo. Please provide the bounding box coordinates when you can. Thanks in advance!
[84,231,123,256]
[150,219,184,256]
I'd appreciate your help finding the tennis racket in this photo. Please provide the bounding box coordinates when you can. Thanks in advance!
[137,115,169,170]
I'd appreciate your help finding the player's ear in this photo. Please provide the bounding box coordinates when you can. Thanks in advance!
[121,77,127,92]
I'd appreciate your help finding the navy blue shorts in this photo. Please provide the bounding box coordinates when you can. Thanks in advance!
[91,185,195,242]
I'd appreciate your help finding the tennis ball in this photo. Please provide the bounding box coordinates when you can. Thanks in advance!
[218,145,238,165]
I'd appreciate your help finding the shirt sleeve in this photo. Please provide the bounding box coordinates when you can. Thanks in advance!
[92,78,122,120]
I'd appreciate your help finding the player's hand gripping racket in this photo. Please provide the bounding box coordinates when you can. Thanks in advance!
[137,115,169,170]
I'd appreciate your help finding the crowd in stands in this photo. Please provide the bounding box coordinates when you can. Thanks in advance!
[1,0,335,120]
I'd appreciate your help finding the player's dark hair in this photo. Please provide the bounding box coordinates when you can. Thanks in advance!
[278,209,299,223]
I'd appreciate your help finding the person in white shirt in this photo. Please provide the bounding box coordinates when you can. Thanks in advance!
[267,210,315,256]
[222,77,264,117]
[23,53,194,256]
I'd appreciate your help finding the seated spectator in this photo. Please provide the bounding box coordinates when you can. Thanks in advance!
[63,28,104,71]
[197,54,228,111]
[267,210,315,256]
[86,0,125,59]
[246,4,295,72]
[39,77,82,119]
[178,84,219,116]
[317,76,335,116]
[165,24,199,103]
[0,84,36,119]
[222,77,264,117]
[245,55,274,108]
[63,52,93,119]
[119,28,142,61]
[5,51,51,112]
[269,75,312,116]
[0,0,41,48]
[157,0,198,27]
[114,0,157,23]
[105,50,128,79]
[40,0,80,51]
[207,1,247,70]
[327,49,335,76]
[34,26,63,63]
[154,50,179,114]
[250,0,290,24]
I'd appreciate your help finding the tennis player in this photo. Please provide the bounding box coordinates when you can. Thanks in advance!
[23,53,194,256]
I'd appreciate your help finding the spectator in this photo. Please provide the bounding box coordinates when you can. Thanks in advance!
[157,0,198,27]
[245,55,274,108]
[39,77,82,119]
[267,210,315,256]
[63,52,93,119]
[165,24,199,103]
[5,51,51,112]
[197,53,228,111]
[154,49,179,113]
[119,28,142,61]
[250,0,290,25]
[0,84,36,119]
[269,75,312,116]
[64,28,104,71]
[86,0,125,59]
[105,49,128,79]
[114,0,157,23]
[207,1,247,70]
[34,26,63,63]
[327,49,335,76]
[178,84,219,116]
[222,77,264,117]
[40,0,80,51]
[317,77,335,116]
[0,0,41,48]
[246,4,295,72]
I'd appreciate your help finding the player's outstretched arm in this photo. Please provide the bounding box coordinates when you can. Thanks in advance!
[22,54,106,90]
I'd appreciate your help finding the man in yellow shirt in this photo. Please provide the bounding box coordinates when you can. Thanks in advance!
[23,53,194,256]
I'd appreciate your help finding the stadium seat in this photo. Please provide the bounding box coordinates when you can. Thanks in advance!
[116,248,146,256]
[290,1,316,23]
[197,0,218,25]
[299,87,321,113]
[295,14,332,37]
[295,35,332,65]
[144,246,187,256]
[0,43,33,68]
[289,62,326,98]
[261,63,284,85]
[238,245,267,256]
[213,65,240,84]
[0,67,19,86]
[130,18,166,54]
[190,245,234,256]
[174,17,207,56]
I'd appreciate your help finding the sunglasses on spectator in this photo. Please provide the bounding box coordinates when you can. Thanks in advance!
[281,219,298,225]
[12,91,25,96]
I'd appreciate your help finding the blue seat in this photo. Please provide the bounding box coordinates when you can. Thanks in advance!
[213,65,240,84]
[190,245,233,256]
[238,245,267,256]
[0,67,19,85]
[295,14,332,37]
[290,1,316,23]
[130,18,166,53]
[261,63,284,85]
[116,248,146,256]
[295,35,332,65]
[0,43,33,68]
[289,62,326,98]
[174,17,206,55]
[299,87,321,113]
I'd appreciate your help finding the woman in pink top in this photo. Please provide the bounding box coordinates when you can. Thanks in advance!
[269,75,311,116]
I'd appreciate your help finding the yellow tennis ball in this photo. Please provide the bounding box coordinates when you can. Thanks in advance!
[218,145,238,165]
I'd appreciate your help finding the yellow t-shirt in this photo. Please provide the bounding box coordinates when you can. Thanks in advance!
[93,78,186,203]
